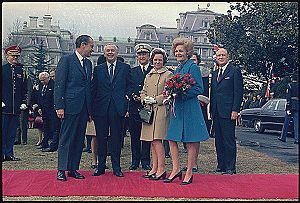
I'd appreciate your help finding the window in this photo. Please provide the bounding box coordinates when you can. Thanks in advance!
[202,48,207,58]
[204,37,208,43]
[97,45,103,53]
[264,100,277,111]
[276,100,286,111]
[194,37,198,43]
[204,21,208,27]
[145,33,151,40]
[31,38,37,45]
[126,46,133,54]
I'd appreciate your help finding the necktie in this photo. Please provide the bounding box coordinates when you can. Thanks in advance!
[42,85,47,96]
[109,64,114,82]
[217,68,223,82]
[141,66,145,75]
[82,58,87,74]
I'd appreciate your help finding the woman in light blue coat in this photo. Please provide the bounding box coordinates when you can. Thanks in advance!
[164,38,209,185]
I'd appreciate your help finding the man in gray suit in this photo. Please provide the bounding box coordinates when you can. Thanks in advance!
[210,48,243,175]
[54,35,94,181]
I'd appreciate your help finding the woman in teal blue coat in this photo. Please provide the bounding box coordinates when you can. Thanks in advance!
[164,37,209,185]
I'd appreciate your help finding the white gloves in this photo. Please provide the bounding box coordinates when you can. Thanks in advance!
[20,104,27,110]
[32,104,38,110]
[144,96,156,105]
[287,110,291,115]
[2,102,5,107]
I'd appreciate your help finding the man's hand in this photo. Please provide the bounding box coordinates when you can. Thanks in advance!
[56,109,64,119]
[231,111,238,120]
[2,102,5,107]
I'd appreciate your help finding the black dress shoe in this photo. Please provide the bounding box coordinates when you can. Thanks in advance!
[180,175,193,185]
[68,170,85,179]
[22,142,27,145]
[37,145,45,149]
[57,170,67,181]
[113,171,124,177]
[142,165,152,170]
[92,169,105,176]
[222,170,236,175]
[42,148,56,152]
[278,137,286,142]
[82,148,91,152]
[129,164,139,170]
[5,156,21,161]
[14,141,21,145]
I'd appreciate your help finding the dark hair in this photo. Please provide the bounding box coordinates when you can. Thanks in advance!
[150,48,168,65]
[192,53,201,65]
[75,35,93,48]
[97,54,106,65]
[117,56,125,63]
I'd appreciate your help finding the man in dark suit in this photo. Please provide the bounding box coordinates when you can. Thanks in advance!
[91,43,133,178]
[36,72,55,150]
[257,94,266,108]
[210,48,243,175]
[2,45,27,162]
[54,35,94,181]
[127,43,152,171]
[278,74,299,144]
[42,68,61,152]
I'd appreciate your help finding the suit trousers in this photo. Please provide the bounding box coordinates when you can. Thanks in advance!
[213,112,236,171]
[15,110,28,143]
[129,114,151,166]
[95,100,124,172]
[2,114,19,157]
[57,103,88,171]
[49,115,61,150]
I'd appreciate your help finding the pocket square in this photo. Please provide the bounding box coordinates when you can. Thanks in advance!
[225,77,230,79]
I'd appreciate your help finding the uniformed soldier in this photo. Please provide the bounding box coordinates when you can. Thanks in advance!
[127,43,153,170]
[2,45,28,161]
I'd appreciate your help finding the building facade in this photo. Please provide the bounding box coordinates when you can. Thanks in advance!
[5,7,220,70]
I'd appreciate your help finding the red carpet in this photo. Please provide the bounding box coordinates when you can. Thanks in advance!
[2,170,299,199]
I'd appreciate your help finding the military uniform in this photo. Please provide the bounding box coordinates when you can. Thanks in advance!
[2,45,28,161]
[127,43,153,170]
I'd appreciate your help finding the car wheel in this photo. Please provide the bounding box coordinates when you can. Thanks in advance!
[254,120,265,133]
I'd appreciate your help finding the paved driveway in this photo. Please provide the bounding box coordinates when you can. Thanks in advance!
[235,126,298,165]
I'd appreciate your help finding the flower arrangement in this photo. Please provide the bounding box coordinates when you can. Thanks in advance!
[162,73,196,116]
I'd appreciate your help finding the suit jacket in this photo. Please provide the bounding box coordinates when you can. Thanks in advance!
[2,63,27,115]
[286,81,299,111]
[210,63,243,119]
[128,65,153,115]
[91,60,133,117]
[37,79,55,114]
[54,53,92,115]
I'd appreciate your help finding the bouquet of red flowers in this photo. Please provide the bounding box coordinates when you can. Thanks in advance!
[162,73,196,116]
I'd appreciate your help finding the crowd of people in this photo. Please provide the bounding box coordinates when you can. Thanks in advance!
[3,34,297,185]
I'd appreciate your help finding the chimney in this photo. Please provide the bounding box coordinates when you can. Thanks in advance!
[43,14,52,29]
[29,16,38,28]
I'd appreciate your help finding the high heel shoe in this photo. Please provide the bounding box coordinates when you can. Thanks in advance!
[180,175,193,185]
[149,171,166,180]
[163,171,182,183]
[142,171,156,178]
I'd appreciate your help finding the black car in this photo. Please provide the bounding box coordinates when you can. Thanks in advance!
[240,99,293,134]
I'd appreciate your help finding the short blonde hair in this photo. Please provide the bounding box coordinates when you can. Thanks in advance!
[172,37,194,59]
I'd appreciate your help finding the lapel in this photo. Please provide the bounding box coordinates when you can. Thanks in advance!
[72,53,86,77]
[217,64,231,84]
[112,61,121,82]
[103,63,110,81]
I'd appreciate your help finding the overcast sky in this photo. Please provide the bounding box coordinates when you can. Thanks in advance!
[2,2,233,43]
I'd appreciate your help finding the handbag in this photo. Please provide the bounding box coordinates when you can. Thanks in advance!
[138,106,154,124]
